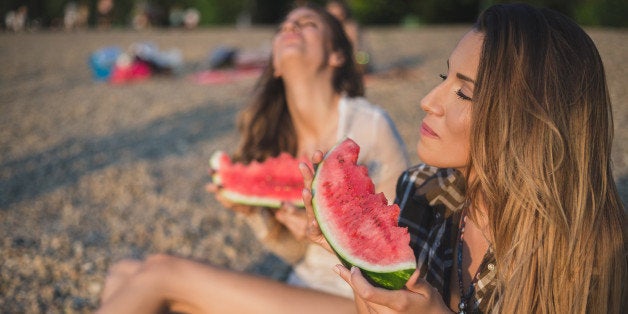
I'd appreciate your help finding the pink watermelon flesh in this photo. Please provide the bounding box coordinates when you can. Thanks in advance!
[210,151,306,207]
[312,138,416,290]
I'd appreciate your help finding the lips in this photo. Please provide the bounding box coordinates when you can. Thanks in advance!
[277,31,301,43]
[420,122,439,138]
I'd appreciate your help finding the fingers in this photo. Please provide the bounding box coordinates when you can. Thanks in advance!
[312,150,324,165]
[275,203,307,239]
[205,182,220,193]
[302,188,319,236]
[404,270,436,298]
[336,265,424,312]
[334,264,352,283]
[336,266,395,305]
[299,162,314,190]
[299,150,325,189]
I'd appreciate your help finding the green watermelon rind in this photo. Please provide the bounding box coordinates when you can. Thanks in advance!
[209,151,305,208]
[219,189,304,208]
[311,139,416,290]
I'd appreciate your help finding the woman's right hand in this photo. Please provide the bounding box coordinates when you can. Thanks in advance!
[299,151,333,253]
[205,170,255,215]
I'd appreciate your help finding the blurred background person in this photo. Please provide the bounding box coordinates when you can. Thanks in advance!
[326,0,373,73]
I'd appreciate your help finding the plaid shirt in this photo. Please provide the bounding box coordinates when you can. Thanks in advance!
[395,164,498,313]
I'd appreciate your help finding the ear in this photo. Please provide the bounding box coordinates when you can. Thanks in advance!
[328,50,345,68]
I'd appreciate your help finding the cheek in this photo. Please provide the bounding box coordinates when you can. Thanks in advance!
[449,110,471,144]
[417,107,471,168]
[446,109,472,162]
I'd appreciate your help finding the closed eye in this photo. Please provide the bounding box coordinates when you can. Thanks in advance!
[456,89,472,101]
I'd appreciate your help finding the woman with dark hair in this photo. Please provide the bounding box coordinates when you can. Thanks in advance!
[96,3,408,313]
[299,3,626,313]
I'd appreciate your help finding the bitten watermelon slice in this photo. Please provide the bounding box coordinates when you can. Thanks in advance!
[312,138,416,290]
[209,151,306,208]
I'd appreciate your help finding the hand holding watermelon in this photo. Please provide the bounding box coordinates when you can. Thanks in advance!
[299,150,335,253]
[207,151,308,209]
[275,202,308,240]
[334,266,451,313]
[205,178,257,215]
[304,138,417,290]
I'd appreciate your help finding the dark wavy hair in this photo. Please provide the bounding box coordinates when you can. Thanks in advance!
[234,2,363,163]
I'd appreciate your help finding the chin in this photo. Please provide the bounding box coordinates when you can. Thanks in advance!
[416,145,438,167]
[417,146,467,170]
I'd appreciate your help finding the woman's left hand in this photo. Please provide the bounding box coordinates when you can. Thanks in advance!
[335,266,453,314]
[275,202,307,240]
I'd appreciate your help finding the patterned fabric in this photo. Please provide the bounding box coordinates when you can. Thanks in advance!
[396,164,497,313]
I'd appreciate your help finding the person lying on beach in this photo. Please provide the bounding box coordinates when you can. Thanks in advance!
[96,3,408,313]
[298,3,626,313]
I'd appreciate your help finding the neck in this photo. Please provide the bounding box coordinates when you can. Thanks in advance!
[459,169,492,242]
[282,70,340,157]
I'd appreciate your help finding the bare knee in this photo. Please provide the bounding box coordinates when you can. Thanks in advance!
[142,254,184,273]
[109,259,142,276]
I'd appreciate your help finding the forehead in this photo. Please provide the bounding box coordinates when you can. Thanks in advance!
[283,8,321,22]
[449,30,484,76]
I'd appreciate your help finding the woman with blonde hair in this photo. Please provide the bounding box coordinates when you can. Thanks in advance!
[301,3,626,313]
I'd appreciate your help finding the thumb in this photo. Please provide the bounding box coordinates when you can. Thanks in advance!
[405,270,435,297]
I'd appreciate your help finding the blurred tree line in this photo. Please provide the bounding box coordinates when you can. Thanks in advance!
[2,0,626,29]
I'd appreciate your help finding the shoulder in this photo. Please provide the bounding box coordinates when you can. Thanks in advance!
[342,96,382,111]
[395,164,440,198]
[340,96,390,122]
[395,165,465,215]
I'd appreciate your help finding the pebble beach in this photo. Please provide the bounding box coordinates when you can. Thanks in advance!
[0,26,626,312]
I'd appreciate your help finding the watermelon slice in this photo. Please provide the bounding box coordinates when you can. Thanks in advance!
[209,151,306,208]
[312,138,416,290]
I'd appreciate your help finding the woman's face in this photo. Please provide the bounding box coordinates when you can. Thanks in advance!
[272,8,335,77]
[417,30,483,172]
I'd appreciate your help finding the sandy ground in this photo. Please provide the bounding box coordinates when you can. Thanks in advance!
[0,26,626,312]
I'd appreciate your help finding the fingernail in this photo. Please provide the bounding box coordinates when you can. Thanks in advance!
[351,266,358,274]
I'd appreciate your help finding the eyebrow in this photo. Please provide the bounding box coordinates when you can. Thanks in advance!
[446,60,476,84]
[282,13,317,25]
[456,73,475,84]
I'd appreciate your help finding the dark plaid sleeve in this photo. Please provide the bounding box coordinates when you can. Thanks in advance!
[395,164,466,296]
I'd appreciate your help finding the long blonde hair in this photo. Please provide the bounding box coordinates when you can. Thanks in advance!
[467,4,626,312]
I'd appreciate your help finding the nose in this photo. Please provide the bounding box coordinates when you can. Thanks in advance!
[280,20,300,33]
[420,82,444,115]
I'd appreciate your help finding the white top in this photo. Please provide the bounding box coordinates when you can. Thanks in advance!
[245,95,409,298]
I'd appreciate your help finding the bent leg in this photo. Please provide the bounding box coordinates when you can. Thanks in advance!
[100,259,143,304]
[97,254,356,314]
